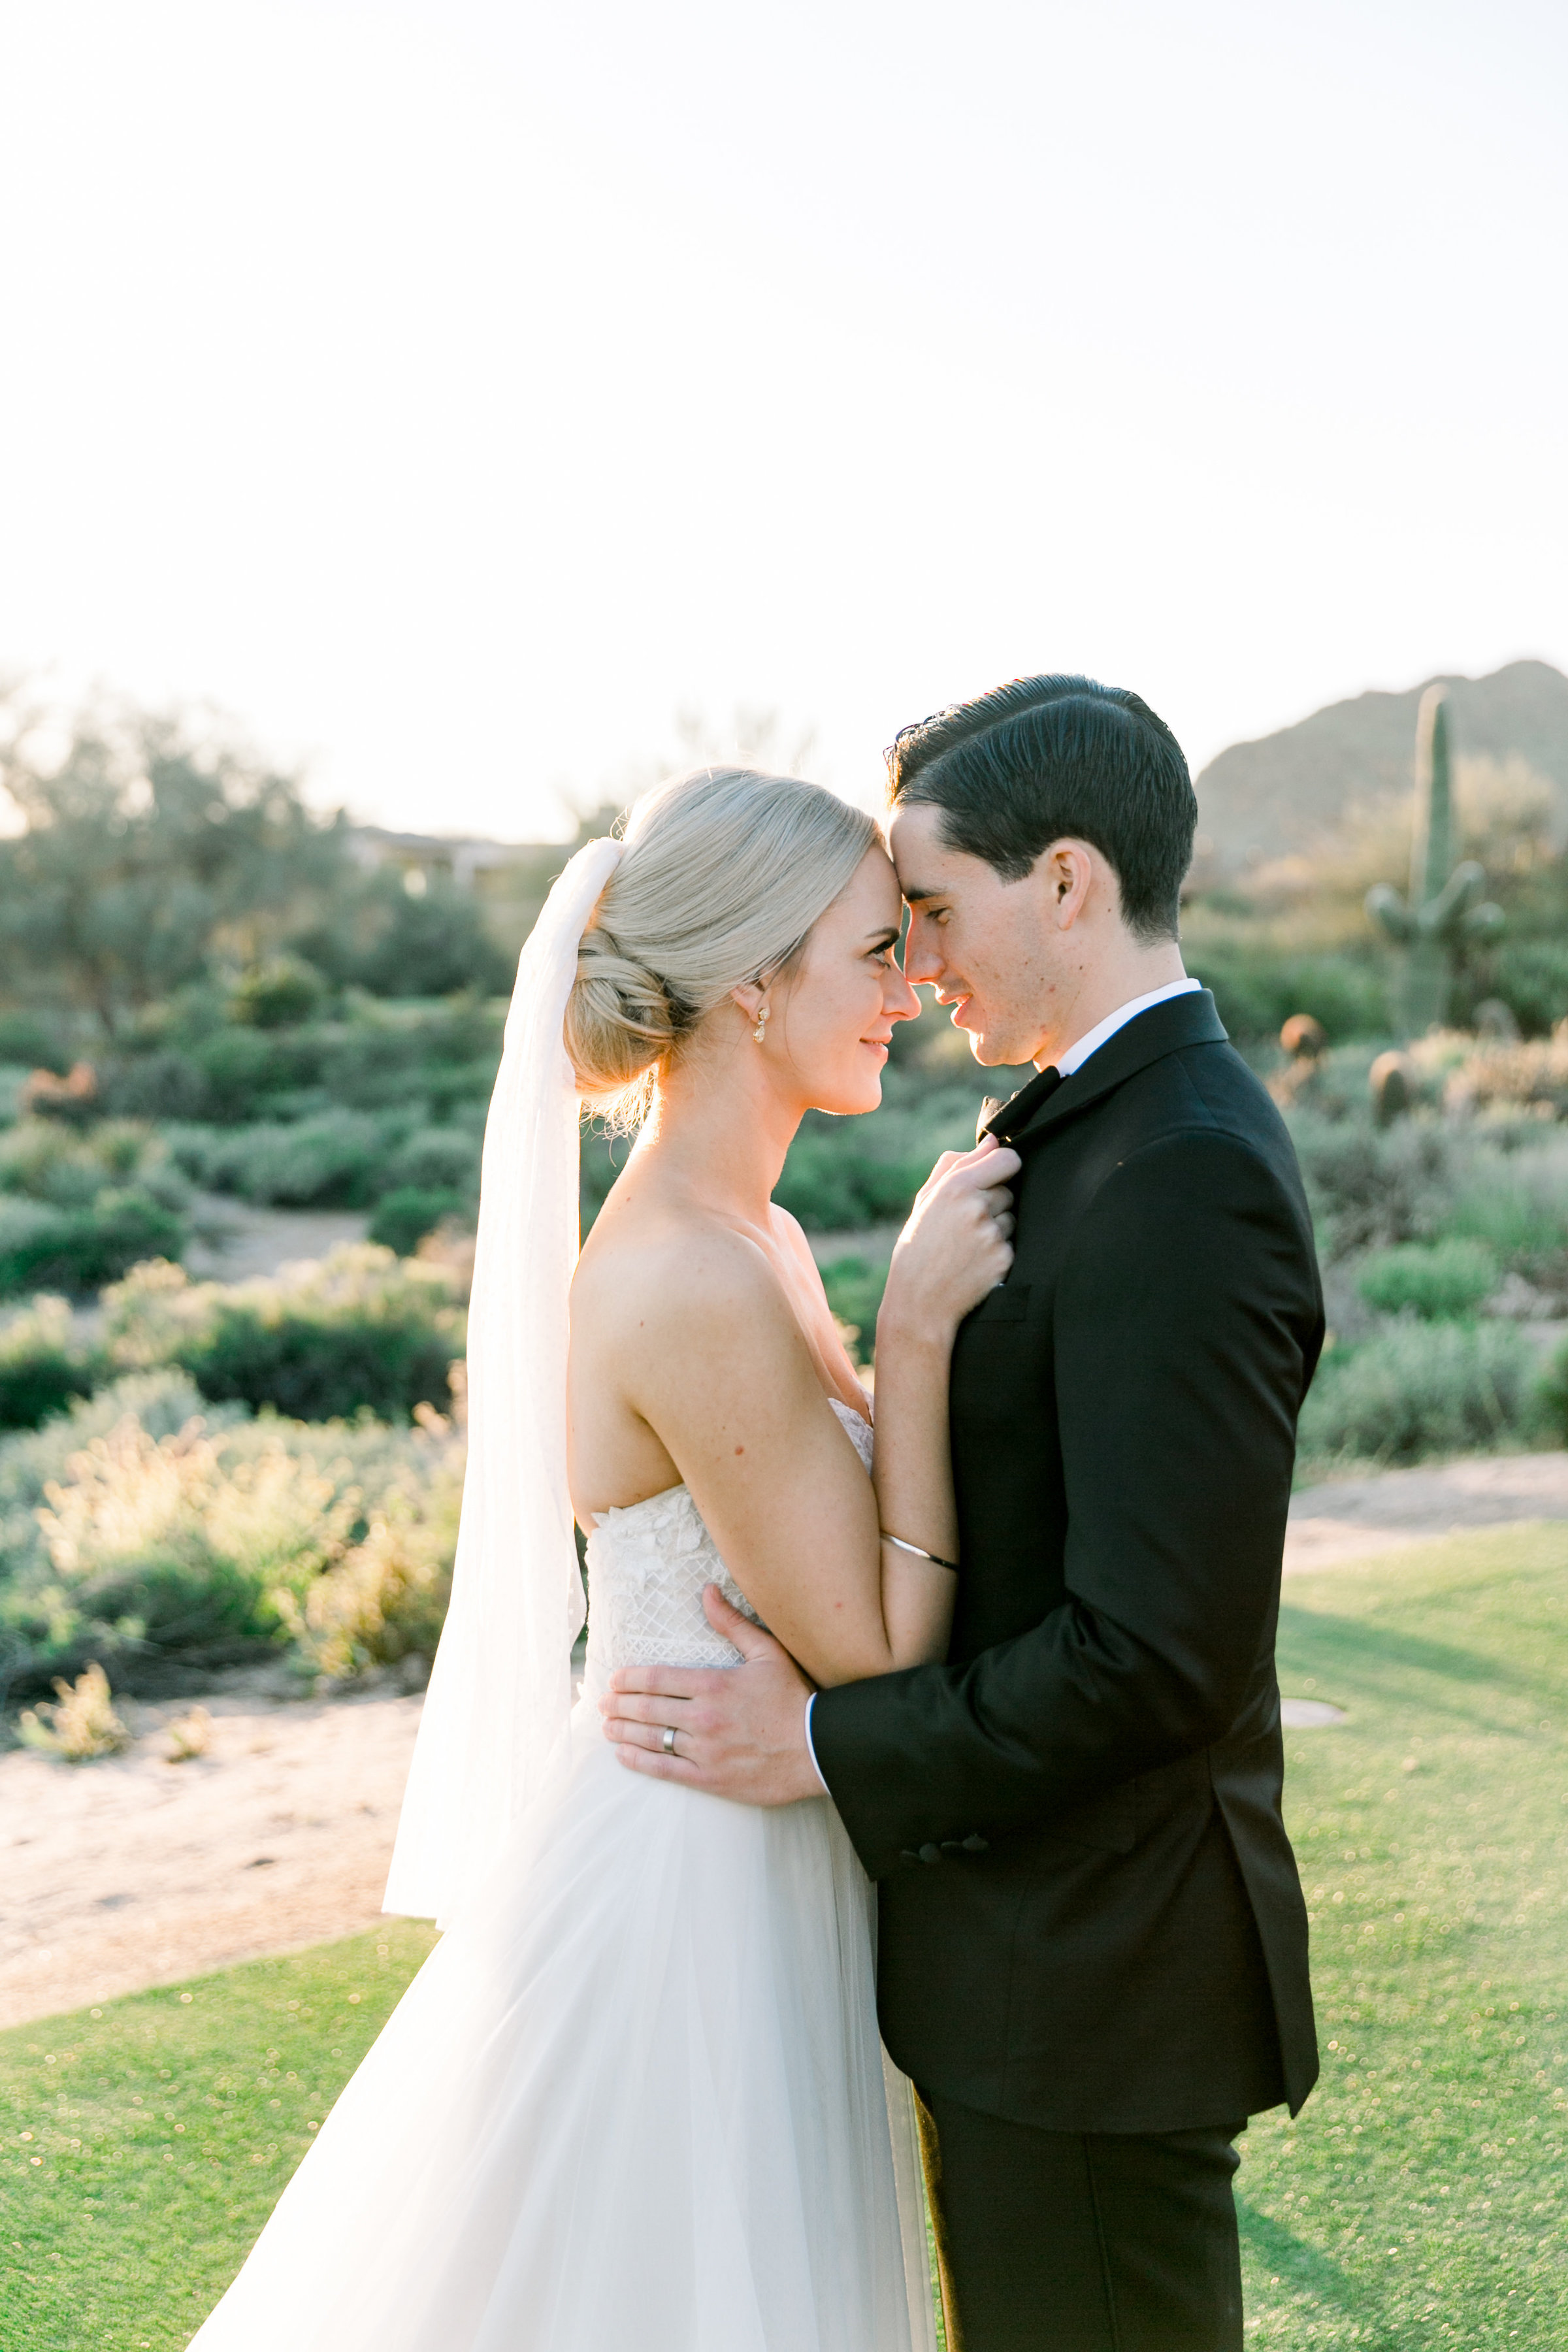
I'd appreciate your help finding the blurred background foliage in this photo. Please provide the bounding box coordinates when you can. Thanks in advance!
[0,680,1565,1725]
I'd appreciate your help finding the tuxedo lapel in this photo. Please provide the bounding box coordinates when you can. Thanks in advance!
[987,990,1229,1150]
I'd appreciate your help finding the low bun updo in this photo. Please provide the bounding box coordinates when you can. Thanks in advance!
[564,766,879,1119]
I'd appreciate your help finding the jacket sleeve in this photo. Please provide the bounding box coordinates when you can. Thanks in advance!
[810,1126,1321,1880]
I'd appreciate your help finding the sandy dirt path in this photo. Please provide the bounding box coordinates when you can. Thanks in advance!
[1284,1448,1568,1570]
[1,1687,425,2031]
[5,1452,1567,2033]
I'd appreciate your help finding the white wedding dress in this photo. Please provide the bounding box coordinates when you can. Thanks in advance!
[190,1398,937,2352]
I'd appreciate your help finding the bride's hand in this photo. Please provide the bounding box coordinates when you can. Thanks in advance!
[877,1136,1021,1350]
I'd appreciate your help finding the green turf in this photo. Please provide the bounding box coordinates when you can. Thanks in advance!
[4,1524,1565,2349]
[1239,1520,1568,2346]
[1,1921,439,2350]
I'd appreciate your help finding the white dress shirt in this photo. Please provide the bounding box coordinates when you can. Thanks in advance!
[802,976,1201,1791]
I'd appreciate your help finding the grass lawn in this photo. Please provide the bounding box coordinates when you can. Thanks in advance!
[1239,1520,1568,2346]
[3,1522,1565,2349]
[1,1923,439,2351]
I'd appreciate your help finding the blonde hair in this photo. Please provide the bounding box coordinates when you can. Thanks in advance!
[565,766,879,1120]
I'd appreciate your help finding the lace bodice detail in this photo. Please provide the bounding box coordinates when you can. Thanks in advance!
[583,1397,874,1682]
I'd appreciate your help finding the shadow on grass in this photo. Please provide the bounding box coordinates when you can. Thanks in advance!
[1277,1605,1561,1728]
[1239,2199,1390,2338]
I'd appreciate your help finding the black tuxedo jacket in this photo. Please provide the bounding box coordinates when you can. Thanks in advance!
[813,990,1324,2136]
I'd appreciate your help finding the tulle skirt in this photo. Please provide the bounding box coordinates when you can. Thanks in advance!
[189,1699,935,2352]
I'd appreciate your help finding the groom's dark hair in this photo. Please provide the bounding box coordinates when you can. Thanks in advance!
[886,674,1198,941]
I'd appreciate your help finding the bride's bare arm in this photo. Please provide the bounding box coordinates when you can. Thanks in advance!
[868,1143,1016,1665]
[623,1143,1016,1688]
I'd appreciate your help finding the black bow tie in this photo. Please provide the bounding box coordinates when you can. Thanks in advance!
[979,1065,1062,1145]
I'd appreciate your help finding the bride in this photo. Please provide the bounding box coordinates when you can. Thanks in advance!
[189,766,1018,2352]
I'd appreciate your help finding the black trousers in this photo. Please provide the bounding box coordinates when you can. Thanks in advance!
[917,2089,1247,2352]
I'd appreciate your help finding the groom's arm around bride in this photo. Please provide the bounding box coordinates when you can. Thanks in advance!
[605,674,1324,2352]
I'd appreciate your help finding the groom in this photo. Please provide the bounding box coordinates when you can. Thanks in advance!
[604,674,1323,2351]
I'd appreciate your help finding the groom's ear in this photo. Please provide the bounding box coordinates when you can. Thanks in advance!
[1040,841,1096,930]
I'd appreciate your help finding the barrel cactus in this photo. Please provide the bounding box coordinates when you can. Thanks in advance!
[1365,686,1503,1034]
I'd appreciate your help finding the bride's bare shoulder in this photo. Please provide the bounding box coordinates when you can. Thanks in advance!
[574,1203,798,1360]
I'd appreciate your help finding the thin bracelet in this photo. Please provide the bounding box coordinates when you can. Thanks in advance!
[881,1530,960,1574]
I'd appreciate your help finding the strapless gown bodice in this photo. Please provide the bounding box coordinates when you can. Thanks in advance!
[583,1397,874,1680]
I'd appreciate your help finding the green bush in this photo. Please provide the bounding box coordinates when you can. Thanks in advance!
[229,955,327,1029]
[1298,1320,1537,1466]
[0,1186,186,1299]
[102,1245,465,1422]
[1357,1239,1499,1321]
[189,1025,318,1122]
[776,1083,980,1230]
[1436,1137,1568,1279]
[819,1255,890,1365]
[1538,1335,1568,1446]
[384,1124,482,1198]
[231,1109,385,1207]
[0,1012,73,1071]
[0,1296,101,1429]
[1488,940,1568,1036]
[1284,1107,1456,1261]
[0,1369,463,1701]
[1185,943,1389,1043]
[368,1187,468,1258]
[0,1115,188,1211]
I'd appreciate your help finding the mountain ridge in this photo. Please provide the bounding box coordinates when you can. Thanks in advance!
[1192,658,1568,874]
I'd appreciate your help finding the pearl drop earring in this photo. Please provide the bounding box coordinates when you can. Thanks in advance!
[753,1006,770,1044]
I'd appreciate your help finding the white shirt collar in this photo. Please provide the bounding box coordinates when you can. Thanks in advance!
[1053,978,1201,1079]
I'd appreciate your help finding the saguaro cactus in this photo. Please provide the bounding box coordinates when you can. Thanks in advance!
[1366,686,1503,1035]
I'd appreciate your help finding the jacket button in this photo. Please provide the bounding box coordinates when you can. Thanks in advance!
[960,1833,989,1854]
[918,1842,943,1865]
[899,1850,921,1864]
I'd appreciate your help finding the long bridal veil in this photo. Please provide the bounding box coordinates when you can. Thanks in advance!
[382,834,623,1926]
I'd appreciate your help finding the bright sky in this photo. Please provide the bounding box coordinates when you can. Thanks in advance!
[3,0,1564,838]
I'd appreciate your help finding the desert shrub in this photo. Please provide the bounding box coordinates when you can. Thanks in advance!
[97,1047,215,1122]
[18,1661,129,1759]
[820,1256,890,1365]
[1435,1134,1568,1285]
[271,1416,464,1680]
[0,1187,186,1299]
[0,1370,461,1700]
[229,1109,386,1207]
[189,1025,306,1122]
[159,1109,388,1205]
[313,998,502,1115]
[189,1302,453,1422]
[1357,1239,1498,1322]
[102,1245,465,1422]
[1438,1026,1568,1120]
[1285,1109,1457,1262]
[0,1117,188,1211]
[368,1188,468,1258]
[1298,1320,1536,1467]
[15,1411,359,1691]
[0,1013,73,1073]
[1538,1335,1568,1446]
[777,1086,981,1230]
[0,1296,101,1430]
[229,955,327,1029]
[384,1125,482,1198]
[1488,941,1568,1036]
[1185,943,1389,1044]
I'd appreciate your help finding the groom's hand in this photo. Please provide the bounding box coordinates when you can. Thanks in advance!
[600,1585,825,1806]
